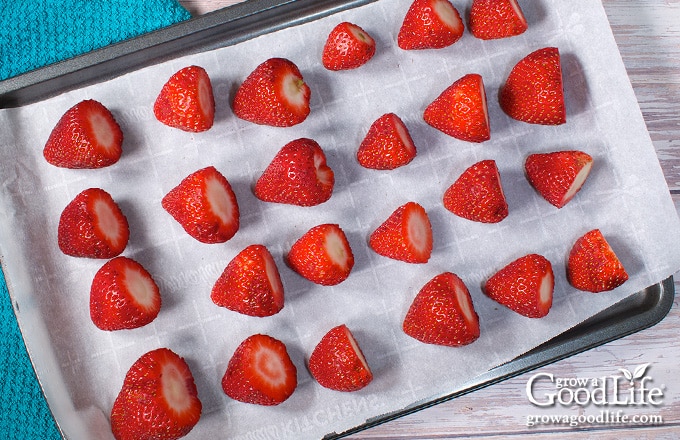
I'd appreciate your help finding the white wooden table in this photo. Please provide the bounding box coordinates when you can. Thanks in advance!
[177,1,680,438]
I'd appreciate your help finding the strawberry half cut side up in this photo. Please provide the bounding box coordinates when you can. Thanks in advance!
[162,166,240,244]
[357,113,417,170]
[90,256,161,331]
[211,244,285,317]
[525,150,593,208]
[469,0,528,40]
[424,73,491,143]
[322,21,376,71]
[287,223,355,286]
[58,187,129,258]
[154,65,215,133]
[232,57,311,127]
[111,348,202,440]
[484,253,554,318]
[403,272,480,347]
[221,334,298,406]
[567,229,629,293]
[443,159,508,223]
[254,138,335,207]
[369,201,433,264]
[398,0,465,50]
[43,99,123,169]
[499,47,566,125]
[308,324,373,392]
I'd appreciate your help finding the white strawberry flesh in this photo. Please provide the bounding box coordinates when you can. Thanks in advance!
[93,197,126,249]
[433,0,463,33]
[205,174,235,226]
[161,361,194,414]
[123,265,158,311]
[88,110,117,152]
[562,161,593,205]
[325,229,351,270]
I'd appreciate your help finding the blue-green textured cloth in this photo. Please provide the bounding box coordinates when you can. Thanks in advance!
[0,2,191,438]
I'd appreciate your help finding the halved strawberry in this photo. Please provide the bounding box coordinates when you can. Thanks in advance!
[369,201,433,264]
[423,73,490,143]
[211,244,285,317]
[403,272,480,346]
[90,256,161,331]
[322,22,376,71]
[232,58,311,127]
[308,324,373,392]
[525,150,593,208]
[162,166,240,244]
[222,334,297,406]
[154,65,215,132]
[254,138,334,207]
[357,113,417,170]
[43,99,123,169]
[567,229,629,292]
[499,47,566,125]
[469,0,528,40]
[287,223,354,286]
[443,160,508,223]
[484,253,554,318]
[111,348,202,440]
[58,188,129,258]
[398,0,464,50]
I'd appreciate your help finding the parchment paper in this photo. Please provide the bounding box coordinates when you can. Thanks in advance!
[1,0,680,438]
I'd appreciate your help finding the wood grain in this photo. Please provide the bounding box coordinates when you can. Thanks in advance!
[179,1,680,438]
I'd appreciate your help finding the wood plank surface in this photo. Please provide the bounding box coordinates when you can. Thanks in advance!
[179,1,680,438]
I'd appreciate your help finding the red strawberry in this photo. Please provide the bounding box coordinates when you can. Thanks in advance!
[90,256,161,331]
[222,334,297,406]
[369,201,433,263]
[308,324,373,392]
[423,73,490,143]
[211,244,285,317]
[287,223,354,286]
[322,22,376,71]
[43,99,123,169]
[567,229,629,292]
[357,113,417,170]
[403,272,480,346]
[398,0,465,50]
[232,58,311,127]
[154,65,215,133]
[525,150,594,208]
[443,160,508,223]
[469,0,528,40]
[111,348,202,440]
[162,166,240,244]
[499,47,566,125]
[58,188,129,258]
[484,253,554,318]
[254,138,334,207]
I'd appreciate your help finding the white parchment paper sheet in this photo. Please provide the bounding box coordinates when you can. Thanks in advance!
[2,0,680,438]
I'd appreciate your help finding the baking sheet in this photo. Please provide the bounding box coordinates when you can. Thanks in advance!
[2,0,680,438]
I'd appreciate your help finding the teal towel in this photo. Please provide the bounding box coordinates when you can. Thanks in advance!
[0,2,191,438]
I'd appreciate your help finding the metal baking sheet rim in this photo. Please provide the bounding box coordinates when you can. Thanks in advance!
[0,0,676,438]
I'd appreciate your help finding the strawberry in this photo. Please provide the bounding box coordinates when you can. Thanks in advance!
[356,113,417,170]
[286,223,354,286]
[211,244,285,317]
[469,0,528,40]
[397,0,465,50]
[154,65,215,133]
[110,348,202,440]
[90,256,161,331]
[525,150,594,208]
[499,47,566,125]
[443,159,508,223]
[222,334,297,406]
[43,99,123,169]
[369,201,433,264]
[322,22,376,71]
[403,272,480,347]
[567,229,629,293]
[232,58,311,127]
[58,188,129,258]
[308,324,373,392]
[423,73,490,143]
[484,253,554,318]
[162,166,240,244]
[254,138,334,207]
